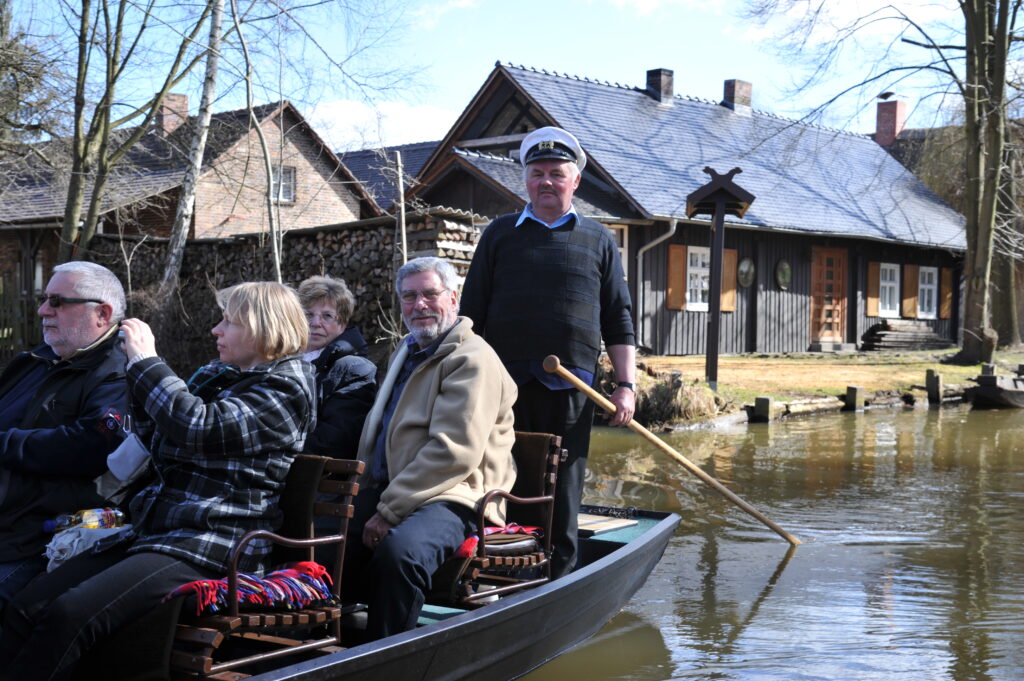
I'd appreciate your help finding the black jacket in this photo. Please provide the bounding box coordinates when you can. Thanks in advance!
[0,329,127,562]
[303,326,377,458]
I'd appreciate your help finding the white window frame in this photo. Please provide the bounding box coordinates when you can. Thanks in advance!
[607,224,629,280]
[879,262,900,318]
[272,165,296,203]
[918,266,938,320]
[686,245,710,312]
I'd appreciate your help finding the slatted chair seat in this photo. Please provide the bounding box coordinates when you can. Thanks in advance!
[428,431,565,608]
[80,455,363,680]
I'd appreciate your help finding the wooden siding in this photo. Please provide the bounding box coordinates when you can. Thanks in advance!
[635,221,962,355]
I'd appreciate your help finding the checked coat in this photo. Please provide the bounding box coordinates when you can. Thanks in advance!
[124,355,315,574]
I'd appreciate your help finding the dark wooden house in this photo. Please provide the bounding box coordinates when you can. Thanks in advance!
[399,63,965,355]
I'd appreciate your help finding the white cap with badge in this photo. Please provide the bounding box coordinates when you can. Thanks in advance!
[519,126,587,172]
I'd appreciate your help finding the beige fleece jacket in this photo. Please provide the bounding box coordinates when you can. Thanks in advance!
[356,317,517,526]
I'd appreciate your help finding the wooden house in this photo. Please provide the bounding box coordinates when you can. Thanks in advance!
[401,63,965,355]
[0,96,378,301]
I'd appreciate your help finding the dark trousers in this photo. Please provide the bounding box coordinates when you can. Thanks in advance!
[0,547,214,681]
[512,378,595,579]
[344,485,476,640]
[0,555,47,613]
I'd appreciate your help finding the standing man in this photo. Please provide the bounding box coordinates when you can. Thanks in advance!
[460,126,636,578]
[0,261,127,607]
[349,256,517,639]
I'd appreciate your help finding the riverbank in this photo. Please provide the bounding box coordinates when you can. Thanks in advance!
[597,348,1024,429]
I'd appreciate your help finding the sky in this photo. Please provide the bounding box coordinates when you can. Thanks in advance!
[307,0,968,153]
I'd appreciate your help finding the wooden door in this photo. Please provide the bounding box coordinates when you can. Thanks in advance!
[810,247,847,342]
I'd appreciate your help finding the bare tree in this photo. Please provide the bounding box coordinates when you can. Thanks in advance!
[746,0,1021,362]
[156,0,224,303]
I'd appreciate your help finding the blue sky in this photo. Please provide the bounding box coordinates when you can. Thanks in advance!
[310,0,965,152]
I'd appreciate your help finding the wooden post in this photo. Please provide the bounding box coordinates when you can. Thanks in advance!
[926,369,943,404]
[981,363,996,376]
[843,386,864,412]
[752,396,774,423]
[706,198,725,391]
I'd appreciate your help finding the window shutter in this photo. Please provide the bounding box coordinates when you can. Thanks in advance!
[939,267,953,319]
[722,249,737,312]
[667,245,686,310]
[902,264,919,318]
[866,261,880,317]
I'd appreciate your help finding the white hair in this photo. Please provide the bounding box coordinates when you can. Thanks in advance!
[52,261,126,322]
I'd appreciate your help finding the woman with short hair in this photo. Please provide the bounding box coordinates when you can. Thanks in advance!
[0,282,316,681]
[298,275,377,458]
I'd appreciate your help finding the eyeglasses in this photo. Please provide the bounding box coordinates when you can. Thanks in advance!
[304,310,339,324]
[38,294,105,308]
[399,288,447,304]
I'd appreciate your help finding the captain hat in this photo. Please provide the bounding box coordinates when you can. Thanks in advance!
[519,126,587,172]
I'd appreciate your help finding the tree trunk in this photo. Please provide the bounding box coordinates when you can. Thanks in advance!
[156,0,224,307]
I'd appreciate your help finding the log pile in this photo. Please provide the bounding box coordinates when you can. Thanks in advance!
[88,208,481,374]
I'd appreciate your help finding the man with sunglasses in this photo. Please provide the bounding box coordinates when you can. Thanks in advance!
[0,261,127,608]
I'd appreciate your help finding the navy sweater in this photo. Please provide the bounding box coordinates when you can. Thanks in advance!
[460,212,635,370]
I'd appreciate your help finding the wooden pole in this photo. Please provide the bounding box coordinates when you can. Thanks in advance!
[543,355,802,546]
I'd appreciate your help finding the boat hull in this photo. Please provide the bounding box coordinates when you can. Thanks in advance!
[251,509,679,681]
[967,375,1024,409]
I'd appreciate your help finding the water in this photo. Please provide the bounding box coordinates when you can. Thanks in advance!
[523,406,1024,681]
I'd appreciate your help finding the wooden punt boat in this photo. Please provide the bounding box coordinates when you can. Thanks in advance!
[239,505,679,681]
[966,374,1024,409]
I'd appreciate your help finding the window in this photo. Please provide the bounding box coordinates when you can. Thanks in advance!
[272,166,296,203]
[879,263,899,318]
[918,266,937,319]
[607,224,629,280]
[687,246,710,311]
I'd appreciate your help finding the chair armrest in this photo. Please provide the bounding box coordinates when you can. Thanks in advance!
[224,529,347,616]
[476,490,555,557]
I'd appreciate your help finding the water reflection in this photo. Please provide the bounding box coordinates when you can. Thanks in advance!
[523,406,1024,681]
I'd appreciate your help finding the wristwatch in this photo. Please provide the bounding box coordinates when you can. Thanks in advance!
[617,381,635,392]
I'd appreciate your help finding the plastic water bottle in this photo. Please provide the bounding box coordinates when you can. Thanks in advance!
[43,508,125,533]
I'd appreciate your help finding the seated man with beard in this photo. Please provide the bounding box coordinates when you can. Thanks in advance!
[346,256,517,640]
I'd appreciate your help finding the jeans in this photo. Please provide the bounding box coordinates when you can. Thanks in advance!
[0,556,48,612]
[0,547,215,681]
[344,486,476,640]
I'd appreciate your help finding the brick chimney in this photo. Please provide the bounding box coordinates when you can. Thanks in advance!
[722,79,752,115]
[646,68,674,103]
[157,93,189,135]
[874,99,907,147]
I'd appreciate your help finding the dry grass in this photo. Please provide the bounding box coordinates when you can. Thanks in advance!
[640,349,1024,405]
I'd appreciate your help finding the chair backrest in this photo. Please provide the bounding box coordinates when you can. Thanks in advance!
[272,455,362,578]
[507,431,562,528]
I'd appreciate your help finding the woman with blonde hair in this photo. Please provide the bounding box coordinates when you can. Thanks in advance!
[0,282,316,681]
[298,275,376,458]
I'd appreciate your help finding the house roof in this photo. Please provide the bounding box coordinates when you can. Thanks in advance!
[420,63,967,251]
[450,148,639,219]
[340,140,438,211]
[0,100,378,227]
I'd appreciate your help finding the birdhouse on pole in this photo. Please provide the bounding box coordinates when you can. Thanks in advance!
[686,167,755,391]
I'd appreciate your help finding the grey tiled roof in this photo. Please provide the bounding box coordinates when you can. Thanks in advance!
[340,141,437,211]
[0,102,285,225]
[453,149,639,219]
[501,64,966,250]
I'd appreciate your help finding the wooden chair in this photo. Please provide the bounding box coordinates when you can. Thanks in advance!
[82,455,363,680]
[428,431,566,608]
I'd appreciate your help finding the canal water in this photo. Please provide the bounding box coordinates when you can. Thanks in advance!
[523,405,1024,681]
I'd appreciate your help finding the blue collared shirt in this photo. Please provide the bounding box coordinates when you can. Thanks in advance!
[371,325,456,483]
[515,202,578,229]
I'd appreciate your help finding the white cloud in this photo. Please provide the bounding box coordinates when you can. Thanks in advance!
[413,0,479,30]
[309,99,460,152]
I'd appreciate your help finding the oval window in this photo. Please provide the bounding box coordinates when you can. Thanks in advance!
[737,257,755,288]
[775,259,792,290]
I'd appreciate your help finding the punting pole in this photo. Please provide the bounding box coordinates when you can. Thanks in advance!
[542,355,802,547]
